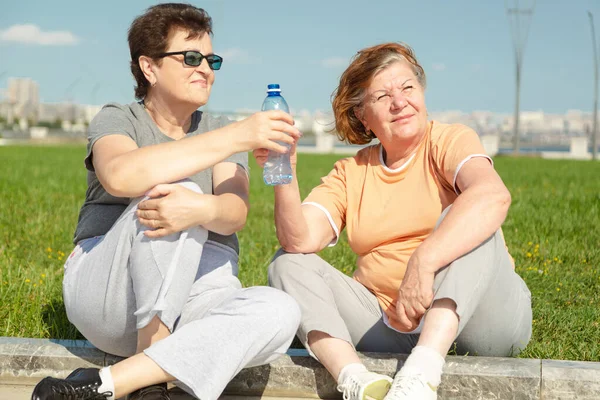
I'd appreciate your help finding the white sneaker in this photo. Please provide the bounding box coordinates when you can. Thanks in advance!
[337,371,393,400]
[383,367,438,400]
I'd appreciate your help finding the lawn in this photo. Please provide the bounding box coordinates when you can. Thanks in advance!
[0,145,598,361]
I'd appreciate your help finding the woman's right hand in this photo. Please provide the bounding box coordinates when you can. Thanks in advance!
[253,141,298,169]
[233,110,302,154]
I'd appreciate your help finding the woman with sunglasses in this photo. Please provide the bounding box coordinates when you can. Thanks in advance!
[32,4,301,400]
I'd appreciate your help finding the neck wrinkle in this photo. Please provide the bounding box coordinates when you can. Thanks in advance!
[143,93,197,139]
[381,121,431,169]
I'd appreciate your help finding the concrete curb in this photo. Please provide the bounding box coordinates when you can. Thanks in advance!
[1,337,599,399]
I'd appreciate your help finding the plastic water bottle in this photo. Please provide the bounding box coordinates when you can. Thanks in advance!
[262,84,293,185]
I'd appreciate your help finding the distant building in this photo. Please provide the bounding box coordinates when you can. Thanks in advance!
[7,78,39,120]
[8,78,39,105]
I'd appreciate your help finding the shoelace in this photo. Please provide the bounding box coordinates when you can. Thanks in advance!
[51,380,112,400]
[386,374,429,399]
[337,375,362,400]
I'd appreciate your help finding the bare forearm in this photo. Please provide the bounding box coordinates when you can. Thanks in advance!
[105,127,239,197]
[202,193,248,236]
[417,185,511,271]
[274,172,312,252]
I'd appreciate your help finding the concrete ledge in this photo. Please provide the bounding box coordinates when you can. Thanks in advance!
[1,337,599,399]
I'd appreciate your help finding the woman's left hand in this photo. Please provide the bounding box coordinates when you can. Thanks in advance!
[396,251,436,331]
[136,184,213,238]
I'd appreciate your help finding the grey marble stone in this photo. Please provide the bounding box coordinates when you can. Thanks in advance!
[0,337,105,380]
[4,337,599,400]
[541,359,600,400]
[225,351,541,400]
[440,356,541,400]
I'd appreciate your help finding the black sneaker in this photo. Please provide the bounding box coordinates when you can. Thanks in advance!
[127,383,170,400]
[31,367,113,400]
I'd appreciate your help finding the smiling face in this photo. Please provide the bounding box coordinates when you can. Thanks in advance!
[356,61,428,146]
[150,28,215,107]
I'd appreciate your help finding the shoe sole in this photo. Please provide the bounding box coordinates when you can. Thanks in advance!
[363,379,392,400]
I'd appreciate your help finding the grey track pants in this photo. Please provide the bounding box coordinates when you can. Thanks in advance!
[63,182,301,400]
[268,206,532,357]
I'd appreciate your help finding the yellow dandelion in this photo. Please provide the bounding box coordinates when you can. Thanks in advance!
[526,252,532,258]
[556,288,560,291]
[47,255,52,259]
[41,273,46,278]
[554,257,559,262]
[39,280,43,285]
[528,241,533,246]
[33,284,37,287]
[25,279,31,283]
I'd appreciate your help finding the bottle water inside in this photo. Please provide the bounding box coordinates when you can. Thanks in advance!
[262,84,293,185]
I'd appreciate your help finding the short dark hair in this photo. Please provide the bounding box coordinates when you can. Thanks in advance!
[128,3,213,99]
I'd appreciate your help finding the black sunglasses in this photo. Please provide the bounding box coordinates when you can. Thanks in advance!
[158,50,223,70]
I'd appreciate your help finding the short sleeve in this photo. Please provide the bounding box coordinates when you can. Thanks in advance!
[302,158,349,244]
[431,124,491,194]
[85,103,137,171]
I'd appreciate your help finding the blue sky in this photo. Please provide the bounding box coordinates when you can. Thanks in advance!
[0,0,598,114]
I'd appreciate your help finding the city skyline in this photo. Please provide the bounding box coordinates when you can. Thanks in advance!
[1,1,600,115]
[1,76,594,149]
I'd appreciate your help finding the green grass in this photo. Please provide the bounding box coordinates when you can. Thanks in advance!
[0,146,599,361]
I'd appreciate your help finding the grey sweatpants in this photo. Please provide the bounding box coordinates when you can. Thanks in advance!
[268,206,532,358]
[63,182,301,400]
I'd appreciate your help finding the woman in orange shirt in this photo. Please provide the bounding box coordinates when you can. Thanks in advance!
[254,42,532,400]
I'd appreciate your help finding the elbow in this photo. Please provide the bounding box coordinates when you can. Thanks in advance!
[499,187,512,213]
[222,216,247,236]
[101,175,131,198]
[99,161,144,198]
[281,243,311,254]
[490,186,512,222]
[281,242,303,253]
[279,236,320,254]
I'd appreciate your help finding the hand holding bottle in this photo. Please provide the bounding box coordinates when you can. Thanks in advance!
[232,109,300,154]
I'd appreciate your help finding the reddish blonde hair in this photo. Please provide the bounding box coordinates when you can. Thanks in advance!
[331,43,426,145]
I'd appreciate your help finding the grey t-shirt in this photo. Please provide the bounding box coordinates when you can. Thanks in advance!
[73,102,248,254]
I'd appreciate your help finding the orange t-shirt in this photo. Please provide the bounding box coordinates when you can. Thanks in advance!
[303,121,497,332]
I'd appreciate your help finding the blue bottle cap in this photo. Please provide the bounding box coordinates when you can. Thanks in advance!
[267,83,281,92]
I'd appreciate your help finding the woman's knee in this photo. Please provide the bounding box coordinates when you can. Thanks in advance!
[268,249,320,287]
[249,287,301,338]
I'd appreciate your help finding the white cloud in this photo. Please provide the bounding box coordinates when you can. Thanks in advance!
[219,48,255,64]
[321,57,348,68]
[0,24,80,46]
[431,63,446,71]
